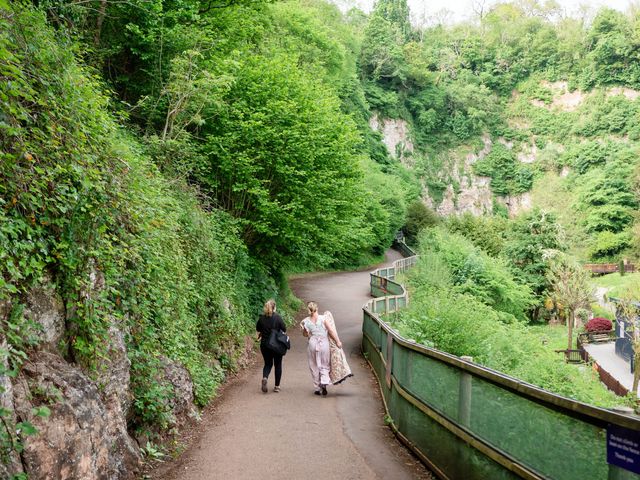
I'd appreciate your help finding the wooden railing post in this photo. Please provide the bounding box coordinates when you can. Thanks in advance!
[386,334,393,388]
[459,356,473,428]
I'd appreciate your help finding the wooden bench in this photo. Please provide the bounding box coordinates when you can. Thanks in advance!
[555,349,584,364]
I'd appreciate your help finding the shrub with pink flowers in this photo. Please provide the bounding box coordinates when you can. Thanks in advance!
[585,317,613,332]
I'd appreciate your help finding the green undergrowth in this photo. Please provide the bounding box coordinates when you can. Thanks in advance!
[393,229,624,407]
[0,7,277,451]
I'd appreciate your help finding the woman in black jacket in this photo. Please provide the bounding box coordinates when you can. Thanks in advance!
[256,299,286,393]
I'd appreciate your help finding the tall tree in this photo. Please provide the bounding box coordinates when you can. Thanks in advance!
[375,0,412,40]
[197,53,371,269]
[359,0,412,83]
[546,253,594,350]
[504,208,565,305]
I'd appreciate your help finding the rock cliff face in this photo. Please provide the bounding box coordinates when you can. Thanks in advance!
[498,192,533,217]
[422,135,495,217]
[12,351,141,479]
[371,114,499,217]
[1,273,201,479]
[0,302,23,479]
[369,114,414,164]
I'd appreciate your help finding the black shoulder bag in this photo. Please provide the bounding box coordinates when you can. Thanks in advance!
[267,315,290,355]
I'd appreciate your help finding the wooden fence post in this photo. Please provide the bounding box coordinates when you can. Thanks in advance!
[386,333,393,388]
[459,356,473,428]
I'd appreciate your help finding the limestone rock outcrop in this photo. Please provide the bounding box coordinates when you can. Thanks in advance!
[162,356,197,425]
[423,135,494,217]
[0,303,24,479]
[369,114,414,164]
[1,273,199,479]
[23,275,65,349]
[13,351,141,480]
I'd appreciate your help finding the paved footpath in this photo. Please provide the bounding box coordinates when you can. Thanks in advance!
[583,342,637,393]
[157,250,431,480]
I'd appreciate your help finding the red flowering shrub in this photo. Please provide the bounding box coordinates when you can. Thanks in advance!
[585,317,612,332]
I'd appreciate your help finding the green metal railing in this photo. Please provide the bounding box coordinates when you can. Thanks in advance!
[363,248,640,480]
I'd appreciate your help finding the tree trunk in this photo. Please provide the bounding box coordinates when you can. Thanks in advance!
[94,0,108,47]
[567,309,574,351]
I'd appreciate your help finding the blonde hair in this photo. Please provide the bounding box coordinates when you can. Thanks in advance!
[263,299,276,317]
[307,301,318,315]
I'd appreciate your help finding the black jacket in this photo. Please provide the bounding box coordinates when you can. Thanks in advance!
[256,313,286,346]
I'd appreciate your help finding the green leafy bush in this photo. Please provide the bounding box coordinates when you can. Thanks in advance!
[446,213,508,257]
[560,140,613,174]
[395,239,620,407]
[588,231,632,260]
[575,160,637,234]
[402,200,439,244]
[474,143,534,196]
[414,228,533,322]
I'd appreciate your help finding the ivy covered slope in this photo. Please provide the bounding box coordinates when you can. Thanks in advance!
[0,1,414,478]
[0,8,257,479]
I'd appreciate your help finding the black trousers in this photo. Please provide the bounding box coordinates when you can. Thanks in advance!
[260,343,283,386]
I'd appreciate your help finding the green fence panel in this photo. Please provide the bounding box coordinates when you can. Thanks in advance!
[389,386,517,480]
[389,297,396,311]
[387,282,404,296]
[470,378,607,480]
[363,313,381,351]
[380,327,389,362]
[364,252,640,480]
[393,345,461,421]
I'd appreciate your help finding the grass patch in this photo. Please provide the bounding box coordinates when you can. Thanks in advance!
[591,272,640,298]
[527,324,577,351]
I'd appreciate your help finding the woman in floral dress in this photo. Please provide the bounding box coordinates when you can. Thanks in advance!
[300,302,351,395]
[323,311,353,385]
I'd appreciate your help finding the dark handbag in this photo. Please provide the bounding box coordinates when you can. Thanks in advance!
[267,316,290,355]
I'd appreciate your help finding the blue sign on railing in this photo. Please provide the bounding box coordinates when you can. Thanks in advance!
[607,424,640,474]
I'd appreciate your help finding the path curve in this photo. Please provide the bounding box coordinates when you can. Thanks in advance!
[157,250,431,479]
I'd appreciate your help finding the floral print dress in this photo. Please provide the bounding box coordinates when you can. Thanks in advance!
[323,311,353,385]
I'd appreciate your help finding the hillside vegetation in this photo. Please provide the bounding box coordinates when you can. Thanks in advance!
[3,0,640,477]
[0,1,414,477]
[362,0,640,406]
[365,2,640,263]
